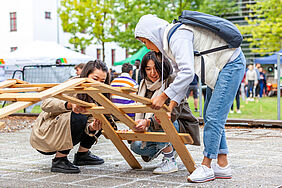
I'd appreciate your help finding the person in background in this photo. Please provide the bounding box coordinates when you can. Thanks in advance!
[246,64,257,101]
[74,63,85,76]
[110,63,138,118]
[130,51,199,174]
[30,60,115,174]
[230,83,241,113]
[186,74,199,112]
[262,70,268,96]
[132,59,142,84]
[259,67,266,98]
[254,63,261,98]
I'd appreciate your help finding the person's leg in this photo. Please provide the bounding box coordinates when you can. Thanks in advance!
[153,121,179,174]
[259,82,264,97]
[188,52,245,183]
[236,88,240,111]
[70,112,104,166]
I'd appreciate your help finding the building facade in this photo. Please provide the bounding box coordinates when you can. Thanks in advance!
[0,0,126,70]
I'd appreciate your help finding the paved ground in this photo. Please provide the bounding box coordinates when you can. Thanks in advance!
[0,125,281,188]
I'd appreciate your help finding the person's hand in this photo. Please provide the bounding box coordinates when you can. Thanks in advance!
[151,93,168,110]
[132,119,148,132]
[90,119,102,131]
[155,112,171,124]
[71,104,87,114]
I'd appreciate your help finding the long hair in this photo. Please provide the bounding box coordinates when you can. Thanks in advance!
[77,60,110,103]
[140,51,172,81]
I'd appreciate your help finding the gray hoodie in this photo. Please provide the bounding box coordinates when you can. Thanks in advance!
[135,14,194,104]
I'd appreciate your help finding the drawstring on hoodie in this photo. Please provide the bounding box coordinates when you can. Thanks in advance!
[161,53,164,91]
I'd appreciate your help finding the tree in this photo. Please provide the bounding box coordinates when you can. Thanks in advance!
[58,0,114,61]
[238,0,282,54]
[111,0,237,53]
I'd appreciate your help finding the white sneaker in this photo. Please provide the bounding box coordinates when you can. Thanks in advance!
[212,163,232,179]
[153,157,178,174]
[237,109,242,114]
[230,110,234,114]
[187,165,215,183]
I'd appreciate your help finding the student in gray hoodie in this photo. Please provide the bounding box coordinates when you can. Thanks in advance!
[135,14,246,183]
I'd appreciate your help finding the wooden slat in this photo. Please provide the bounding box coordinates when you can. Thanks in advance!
[11,83,58,88]
[88,104,168,115]
[155,112,196,173]
[93,113,142,169]
[0,80,17,89]
[10,79,28,84]
[81,80,153,105]
[0,93,41,101]
[0,122,5,129]
[103,130,194,144]
[62,87,100,94]
[0,87,45,93]
[0,101,35,118]
[87,92,137,130]
[54,94,95,108]
[39,78,87,99]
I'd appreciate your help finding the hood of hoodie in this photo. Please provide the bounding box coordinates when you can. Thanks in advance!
[135,14,169,56]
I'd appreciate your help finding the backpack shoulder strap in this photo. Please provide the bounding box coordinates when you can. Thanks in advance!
[167,23,183,44]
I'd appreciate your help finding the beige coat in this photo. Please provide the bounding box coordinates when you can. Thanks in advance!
[30,98,74,152]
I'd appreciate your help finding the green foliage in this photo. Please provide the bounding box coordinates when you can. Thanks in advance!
[58,0,114,60]
[238,0,282,54]
[199,0,238,18]
[111,0,237,53]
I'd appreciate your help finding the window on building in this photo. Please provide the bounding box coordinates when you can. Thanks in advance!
[111,49,116,66]
[10,47,18,52]
[45,12,51,19]
[97,49,101,60]
[81,48,85,54]
[10,12,17,32]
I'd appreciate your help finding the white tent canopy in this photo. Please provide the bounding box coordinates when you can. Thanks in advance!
[2,40,94,66]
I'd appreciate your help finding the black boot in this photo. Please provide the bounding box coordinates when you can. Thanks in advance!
[73,151,104,166]
[51,157,80,174]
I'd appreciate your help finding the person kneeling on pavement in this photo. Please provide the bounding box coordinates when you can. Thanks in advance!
[30,60,116,173]
[130,51,200,174]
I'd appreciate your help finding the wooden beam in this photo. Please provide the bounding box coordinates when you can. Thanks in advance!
[155,112,196,173]
[62,87,100,94]
[0,101,35,118]
[39,78,87,99]
[54,94,95,108]
[87,104,169,115]
[93,113,142,169]
[87,92,137,130]
[0,93,41,101]
[103,130,194,145]
[0,122,5,129]
[0,80,17,89]
[0,87,45,93]
[81,80,153,105]
[10,83,58,88]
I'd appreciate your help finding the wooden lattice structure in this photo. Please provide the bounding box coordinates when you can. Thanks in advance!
[0,79,196,173]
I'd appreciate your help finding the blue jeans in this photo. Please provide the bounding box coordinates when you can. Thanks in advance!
[203,52,246,159]
[130,121,180,158]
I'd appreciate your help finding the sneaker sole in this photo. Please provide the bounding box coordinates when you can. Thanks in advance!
[215,175,232,179]
[153,168,178,174]
[51,167,80,174]
[73,160,104,166]
[187,176,215,183]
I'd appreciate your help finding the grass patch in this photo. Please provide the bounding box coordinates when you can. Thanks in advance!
[187,96,281,120]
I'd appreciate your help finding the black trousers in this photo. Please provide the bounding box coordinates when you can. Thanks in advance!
[38,112,100,155]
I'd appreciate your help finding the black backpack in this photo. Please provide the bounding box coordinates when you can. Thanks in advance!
[168,10,243,84]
